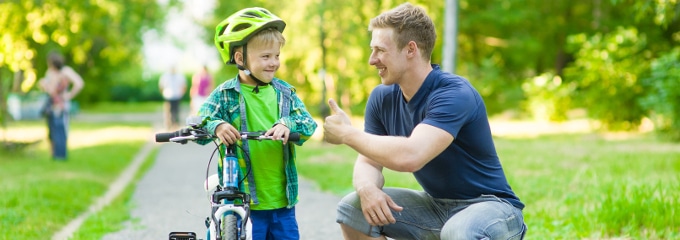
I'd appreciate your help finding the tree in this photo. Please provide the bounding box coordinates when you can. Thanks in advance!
[0,0,171,108]
[201,0,679,137]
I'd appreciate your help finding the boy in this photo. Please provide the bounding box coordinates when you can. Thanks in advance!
[196,7,317,240]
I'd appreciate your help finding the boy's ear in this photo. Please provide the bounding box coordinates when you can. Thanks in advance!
[234,51,244,66]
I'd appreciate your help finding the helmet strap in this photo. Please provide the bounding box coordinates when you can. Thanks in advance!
[236,44,268,93]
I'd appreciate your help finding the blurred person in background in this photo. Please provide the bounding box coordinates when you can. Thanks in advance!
[158,65,187,129]
[38,51,84,161]
[190,65,213,114]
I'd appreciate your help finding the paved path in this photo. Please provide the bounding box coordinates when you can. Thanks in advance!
[81,112,344,240]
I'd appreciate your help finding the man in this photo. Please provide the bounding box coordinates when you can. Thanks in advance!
[158,65,186,129]
[323,3,526,240]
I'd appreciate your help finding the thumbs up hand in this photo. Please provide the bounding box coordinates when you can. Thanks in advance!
[324,98,353,144]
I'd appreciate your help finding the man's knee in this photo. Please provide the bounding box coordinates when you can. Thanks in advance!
[336,192,382,238]
[440,201,525,240]
[336,191,360,223]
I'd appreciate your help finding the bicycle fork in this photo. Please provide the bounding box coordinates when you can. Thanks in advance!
[208,147,251,240]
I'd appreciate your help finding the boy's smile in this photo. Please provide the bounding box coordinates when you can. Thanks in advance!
[239,42,281,86]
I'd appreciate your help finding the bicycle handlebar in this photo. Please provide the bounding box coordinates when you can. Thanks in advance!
[155,128,300,143]
[155,131,184,143]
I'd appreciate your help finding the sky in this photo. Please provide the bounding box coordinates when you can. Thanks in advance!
[142,0,220,75]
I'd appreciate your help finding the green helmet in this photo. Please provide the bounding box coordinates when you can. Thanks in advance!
[214,7,286,65]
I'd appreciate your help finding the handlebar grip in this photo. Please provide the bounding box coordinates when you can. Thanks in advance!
[155,131,178,142]
[288,132,300,142]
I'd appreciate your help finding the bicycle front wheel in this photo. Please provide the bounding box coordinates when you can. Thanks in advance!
[221,213,239,240]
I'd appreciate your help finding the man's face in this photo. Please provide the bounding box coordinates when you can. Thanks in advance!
[245,42,281,83]
[369,28,407,85]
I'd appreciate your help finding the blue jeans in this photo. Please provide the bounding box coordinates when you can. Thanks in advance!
[250,207,299,240]
[164,99,181,128]
[337,188,526,240]
[46,111,68,160]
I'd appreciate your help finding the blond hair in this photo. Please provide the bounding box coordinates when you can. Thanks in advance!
[236,27,286,54]
[369,3,436,60]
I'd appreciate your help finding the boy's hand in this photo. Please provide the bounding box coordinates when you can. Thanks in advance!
[324,98,353,144]
[215,123,241,145]
[266,123,291,145]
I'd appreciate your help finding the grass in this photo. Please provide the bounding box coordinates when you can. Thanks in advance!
[78,101,166,114]
[0,119,153,239]
[295,141,422,196]
[3,101,679,239]
[295,133,680,239]
[70,148,159,239]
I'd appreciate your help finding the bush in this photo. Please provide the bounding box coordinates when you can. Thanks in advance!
[640,48,680,141]
[521,72,576,121]
[563,27,650,130]
[109,73,191,103]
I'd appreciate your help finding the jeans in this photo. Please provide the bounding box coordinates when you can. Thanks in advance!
[46,111,68,160]
[337,188,526,240]
[164,99,181,128]
[250,207,299,240]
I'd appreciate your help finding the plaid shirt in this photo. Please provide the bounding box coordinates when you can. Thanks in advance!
[195,75,317,208]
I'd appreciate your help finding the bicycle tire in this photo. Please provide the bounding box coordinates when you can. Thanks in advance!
[221,214,239,240]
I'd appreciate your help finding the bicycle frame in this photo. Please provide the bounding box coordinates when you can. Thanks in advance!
[207,144,251,240]
[156,122,299,240]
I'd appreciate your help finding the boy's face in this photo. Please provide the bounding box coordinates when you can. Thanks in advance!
[242,42,281,84]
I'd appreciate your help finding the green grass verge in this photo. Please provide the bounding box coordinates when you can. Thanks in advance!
[295,141,422,196]
[0,120,152,239]
[79,101,165,114]
[70,148,159,239]
[295,133,680,239]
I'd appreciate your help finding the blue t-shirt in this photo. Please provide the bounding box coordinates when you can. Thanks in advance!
[364,65,524,209]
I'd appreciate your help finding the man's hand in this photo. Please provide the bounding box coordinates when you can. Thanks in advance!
[357,185,403,226]
[324,98,353,144]
[265,123,291,144]
[215,123,241,145]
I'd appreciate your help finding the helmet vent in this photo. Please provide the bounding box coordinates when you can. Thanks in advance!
[233,23,252,32]
[243,12,259,18]
[214,7,285,65]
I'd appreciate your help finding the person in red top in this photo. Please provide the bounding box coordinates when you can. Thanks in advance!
[38,51,84,160]
[190,65,214,114]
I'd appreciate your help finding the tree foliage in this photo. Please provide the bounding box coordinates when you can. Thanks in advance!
[198,0,680,139]
[564,27,650,130]
[0,0,171,103]
[640,48,680,140]
[2,0,679,140]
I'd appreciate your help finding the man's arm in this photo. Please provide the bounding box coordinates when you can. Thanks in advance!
[62,67,84,100]
[352,152,404,226]
[324,99,453,172]
[353,154,385,192]
[180,75,188,95]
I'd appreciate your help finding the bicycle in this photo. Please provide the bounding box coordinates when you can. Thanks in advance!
[156,117,300,240]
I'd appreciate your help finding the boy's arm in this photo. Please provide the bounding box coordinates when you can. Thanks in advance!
[195,90,228,145]
[277,91,317,145]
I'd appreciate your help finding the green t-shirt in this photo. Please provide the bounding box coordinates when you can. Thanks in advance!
[241,84,287,210]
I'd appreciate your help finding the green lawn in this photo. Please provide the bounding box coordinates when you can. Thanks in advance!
[70,148,159,240]
[3,102,678,239]
[296,133,680,239]
[0,120,153,239]
[79,101,168,113]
